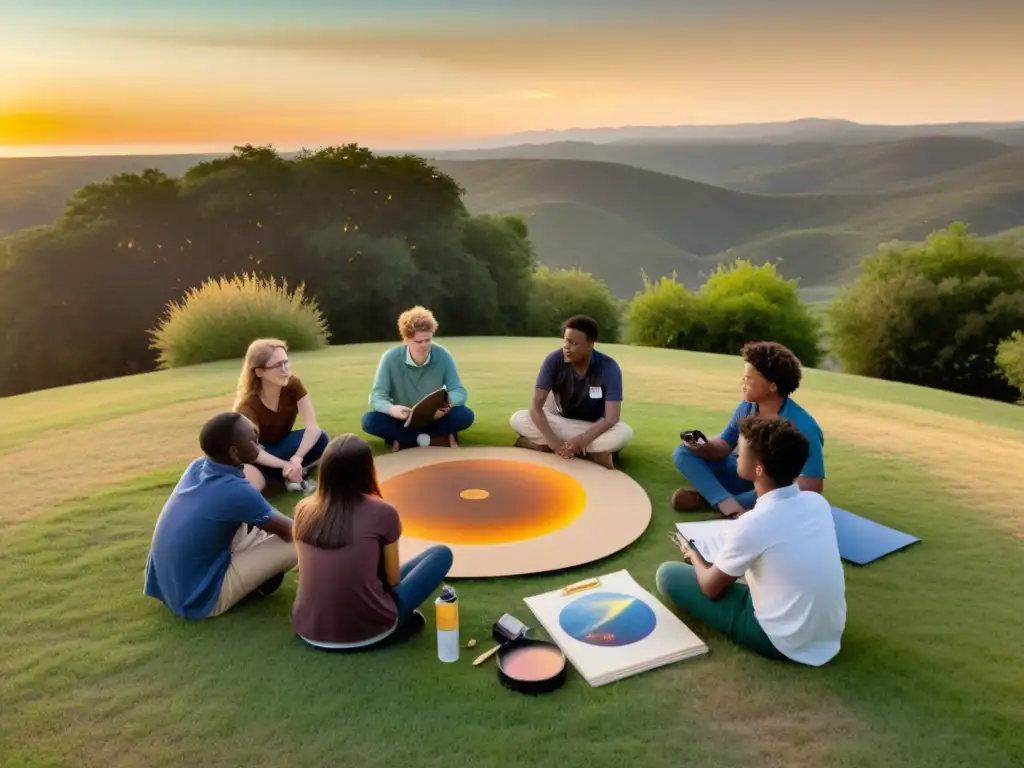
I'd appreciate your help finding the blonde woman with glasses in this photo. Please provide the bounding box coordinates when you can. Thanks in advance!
[232,338,330,494]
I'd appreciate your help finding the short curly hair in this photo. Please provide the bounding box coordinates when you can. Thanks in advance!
[739,416,809,486]
[741,341,802,398]
[398,306,438,339]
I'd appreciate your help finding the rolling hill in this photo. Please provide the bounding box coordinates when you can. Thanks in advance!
[2,128,1023,300]
[429,135,1022,194]
[433,156,1024,297]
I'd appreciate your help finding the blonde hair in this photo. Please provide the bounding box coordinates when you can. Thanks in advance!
[398,306,438,339]
[233,338,288,409]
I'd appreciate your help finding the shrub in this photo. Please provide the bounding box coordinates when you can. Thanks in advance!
[525,267,623,342]
[149,272,330,369]
[828,223,1024,401]
[625,261,825,368]
[995,331,1024,402]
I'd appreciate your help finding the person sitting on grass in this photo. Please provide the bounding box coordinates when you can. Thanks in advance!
[656,416,846,666]
[233,337,330,494]
[290,433,454,651]
[143,412,299,620]
[510,314,633,469]
[360,305,474,451]
[672,340,824,517]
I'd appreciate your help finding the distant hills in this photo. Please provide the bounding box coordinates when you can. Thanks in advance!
[417,117,1024,150]
[2,118,1023,301]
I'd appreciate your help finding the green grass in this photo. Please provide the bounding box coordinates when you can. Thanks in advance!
[2,338,1023,768]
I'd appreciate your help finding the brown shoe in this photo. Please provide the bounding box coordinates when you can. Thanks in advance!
[584,451,614,469]
[429,434,456,447]
[671,488,708,511]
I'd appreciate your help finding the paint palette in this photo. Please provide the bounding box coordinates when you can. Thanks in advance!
[523,570,709,687]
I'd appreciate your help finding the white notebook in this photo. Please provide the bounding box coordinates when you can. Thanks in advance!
[523,569,709,687]
[674,518,737,564]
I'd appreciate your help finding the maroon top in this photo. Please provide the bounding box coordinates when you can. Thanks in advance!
[291,495,402,644]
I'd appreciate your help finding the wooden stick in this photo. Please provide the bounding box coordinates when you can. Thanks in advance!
[472,643,502,666]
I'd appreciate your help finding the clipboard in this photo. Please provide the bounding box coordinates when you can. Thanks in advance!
[404,387,449,430]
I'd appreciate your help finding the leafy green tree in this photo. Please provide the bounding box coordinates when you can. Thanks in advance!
[829,223,1024,401]
[526,267,623,342]
[625,260,824,367]
[461,213,537,335]
[0,143,538,396]
[995,331,1024,402]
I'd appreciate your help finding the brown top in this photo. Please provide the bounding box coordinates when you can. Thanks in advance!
[235,375,308,445]
[291,495,403,644]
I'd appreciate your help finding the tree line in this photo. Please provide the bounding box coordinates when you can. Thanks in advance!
[1,145,1021,403]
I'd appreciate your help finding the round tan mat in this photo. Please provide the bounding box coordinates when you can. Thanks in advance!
[374,446,652,578]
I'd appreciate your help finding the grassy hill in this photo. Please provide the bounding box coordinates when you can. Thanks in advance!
[1,338,1022,768]
[429,135,1023,194]
[434,157,1024,297]
[730,136,1017,194]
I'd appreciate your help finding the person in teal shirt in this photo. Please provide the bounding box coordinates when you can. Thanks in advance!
[672,341,825,518]
[360,306,475,450]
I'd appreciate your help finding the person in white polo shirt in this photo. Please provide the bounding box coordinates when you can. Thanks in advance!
[656,415,846,665]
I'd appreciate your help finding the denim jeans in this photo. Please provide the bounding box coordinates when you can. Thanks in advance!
[672,443,758,509]
[391,544,455,626]
[259,429,330,484]
[361,406,475,449]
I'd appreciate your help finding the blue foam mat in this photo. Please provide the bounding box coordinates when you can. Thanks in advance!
[830,506,921,566]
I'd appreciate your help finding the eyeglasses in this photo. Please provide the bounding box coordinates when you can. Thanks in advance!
[259,360,291,371]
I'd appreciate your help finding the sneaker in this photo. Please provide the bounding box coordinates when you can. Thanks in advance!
[286,478,317,494]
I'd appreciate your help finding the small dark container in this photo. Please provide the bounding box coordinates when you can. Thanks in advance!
[496,636,567,695]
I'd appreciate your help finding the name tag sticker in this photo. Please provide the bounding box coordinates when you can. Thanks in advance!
[589,386,603,399]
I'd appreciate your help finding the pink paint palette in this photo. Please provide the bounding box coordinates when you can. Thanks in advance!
[496,638,567,694]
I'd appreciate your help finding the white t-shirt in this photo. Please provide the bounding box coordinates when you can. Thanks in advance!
[715,484,847,666]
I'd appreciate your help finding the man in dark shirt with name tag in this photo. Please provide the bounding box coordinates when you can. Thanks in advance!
[510,315,633,469]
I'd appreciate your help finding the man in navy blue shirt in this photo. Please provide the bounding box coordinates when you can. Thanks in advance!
[510,315,633,469]
[672,341,826,518]
[144,412,298,620]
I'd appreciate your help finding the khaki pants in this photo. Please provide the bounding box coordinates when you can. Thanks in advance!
[510,395,634,454]
[209,525,298,617]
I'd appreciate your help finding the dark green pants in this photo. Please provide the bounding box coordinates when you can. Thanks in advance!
[655,561,787,661]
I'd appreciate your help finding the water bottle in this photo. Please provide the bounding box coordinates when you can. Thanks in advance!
[435,584,459,662]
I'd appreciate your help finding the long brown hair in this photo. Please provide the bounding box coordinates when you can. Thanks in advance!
[232,338,288,410]
[293,434,382,549]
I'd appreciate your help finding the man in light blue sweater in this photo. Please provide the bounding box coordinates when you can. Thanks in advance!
[361,306,475,450]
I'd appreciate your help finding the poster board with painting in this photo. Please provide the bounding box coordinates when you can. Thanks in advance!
[404,387,449,430]
[522,569,708,687]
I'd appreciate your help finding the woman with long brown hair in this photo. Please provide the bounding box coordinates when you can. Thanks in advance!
[233,338,329,494]
[290,433,453,650]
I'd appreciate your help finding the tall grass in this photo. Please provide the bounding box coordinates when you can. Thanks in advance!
[149,273,330,369]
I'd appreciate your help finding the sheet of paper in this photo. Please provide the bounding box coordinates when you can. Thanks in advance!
[674,518,736,564]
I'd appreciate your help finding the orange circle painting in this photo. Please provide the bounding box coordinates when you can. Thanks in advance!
[372,446,653,578]
[380,459,587,545]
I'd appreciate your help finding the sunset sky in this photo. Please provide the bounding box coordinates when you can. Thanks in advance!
[1,0,1022,154]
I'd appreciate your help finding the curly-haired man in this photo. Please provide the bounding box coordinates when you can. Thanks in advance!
[658,416,846,666]
[361,306,475,450]
[672,340,825,517]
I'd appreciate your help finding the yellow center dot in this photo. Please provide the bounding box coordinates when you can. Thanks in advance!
[460,488,490,500]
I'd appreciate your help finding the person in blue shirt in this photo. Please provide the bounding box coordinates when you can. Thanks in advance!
[672,341,825,518]
[510,314,634,469]
[143,412,299,620]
